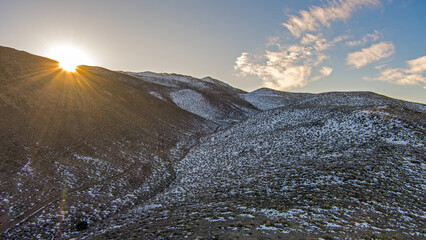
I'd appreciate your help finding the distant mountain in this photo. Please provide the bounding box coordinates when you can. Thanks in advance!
[241,88,314,110]
[243,87,426,112]
[1,46,425,239]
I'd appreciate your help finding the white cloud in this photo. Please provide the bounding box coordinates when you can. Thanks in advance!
[407,55,426,73]
[311,66,334,81]
[300,33,334,52]
[332,35,349,43]
[235,0,382,91]
[234,49,314,90]
[365,55,426,87]
[320,66,333,76]
[262,65,312,90]
[300,33,319,45]
[283,0,380,37]
[234,38,335,90]
[266,36,281,47]
[346,30,383,46]
[346,42,395,68]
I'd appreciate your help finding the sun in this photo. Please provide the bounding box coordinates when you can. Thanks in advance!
[46,45,94,72]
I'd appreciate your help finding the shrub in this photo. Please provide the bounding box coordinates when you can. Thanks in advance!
[76,221,88,231]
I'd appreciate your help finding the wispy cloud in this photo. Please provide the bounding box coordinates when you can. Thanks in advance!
[266,36,281,47]
[320,66,334,76]
[312,66,334,81]
[283,0,380,37]
[346,30,383,46]
[365,55,426,87]
[332,35,349,43]
[346,42,395,68]
[407,55,426,73]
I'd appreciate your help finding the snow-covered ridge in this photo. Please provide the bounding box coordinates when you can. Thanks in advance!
[125,71,425,114]
[126,71,206,89]
[241,88,311,110]
[243,88,426,112]
[125,71,245,94]
[123,71,258,124]
[129,71,194,84]
[201,76,234,89]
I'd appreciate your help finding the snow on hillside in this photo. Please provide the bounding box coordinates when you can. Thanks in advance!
[130,72,193,83]
[170,89,223,122]
[201,76,235,89]
[124,72,258,124]
[4,47,426,239]
[242,88,310,110]
[126,72,211,91]
[243,89,426,113]
[125,105,426,238]
[299,92,426,113]
[167,107,424,200]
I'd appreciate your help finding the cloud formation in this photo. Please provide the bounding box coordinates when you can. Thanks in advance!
[346,30,383,46]
[283,0,380,37]
[311,66,334,82]
[365,55,426,86]
[320,66,334,76]
[234,0,381,91]
[234,34,338,90]
[235,48,313,90]
[346,42,395,68]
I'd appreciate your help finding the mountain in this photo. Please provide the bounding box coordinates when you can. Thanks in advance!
[0,46,425,239]
[241,87,314,110]
[0,46,216,236]
[124,71,258,125]
[243,87,426,112]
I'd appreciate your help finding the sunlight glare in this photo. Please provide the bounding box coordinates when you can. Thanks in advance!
[46,45,94,72]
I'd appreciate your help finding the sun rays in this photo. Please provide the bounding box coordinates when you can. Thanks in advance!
[46,45,94,72]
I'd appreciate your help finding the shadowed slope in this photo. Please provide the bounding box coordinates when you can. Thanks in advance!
[0,46,215,235]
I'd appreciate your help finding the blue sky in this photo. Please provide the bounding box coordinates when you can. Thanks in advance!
[1,0,425,103]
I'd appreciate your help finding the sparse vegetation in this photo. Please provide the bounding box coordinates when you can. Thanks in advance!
[0,46,425,239]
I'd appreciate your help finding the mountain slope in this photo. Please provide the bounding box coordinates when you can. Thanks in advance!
[97,104,425,239]
[243,88,426,113]
[1,46,425,239]
[125,72,259,125]
[0,46,216,236]
[241,88,313,110]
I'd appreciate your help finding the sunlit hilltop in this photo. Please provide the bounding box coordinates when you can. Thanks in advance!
[46,45,94,72]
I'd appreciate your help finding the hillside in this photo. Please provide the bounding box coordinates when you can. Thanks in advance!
[125,71,258,125]
[0,46,216,236]
[0,46,425,239]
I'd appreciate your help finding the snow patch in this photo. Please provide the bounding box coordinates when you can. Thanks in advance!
[149,91,166,101]
[170,89,222,121]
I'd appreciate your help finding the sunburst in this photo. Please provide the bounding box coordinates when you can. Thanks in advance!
[46,45,93,72]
